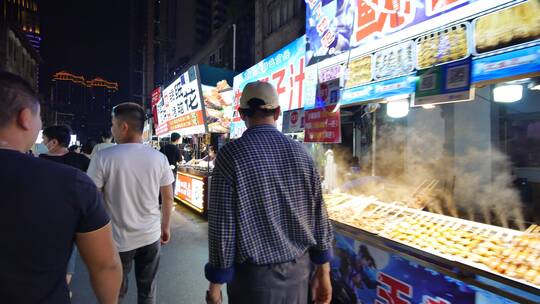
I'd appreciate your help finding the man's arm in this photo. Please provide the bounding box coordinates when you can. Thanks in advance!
[310,166,334,304]
[205,152,237,303]
[160,184,173,244]
[76,223,122,304]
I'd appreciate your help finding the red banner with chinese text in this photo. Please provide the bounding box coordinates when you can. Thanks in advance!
[304,105,341,143]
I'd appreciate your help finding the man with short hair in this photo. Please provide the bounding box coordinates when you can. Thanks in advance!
[205,81,334,304]
[0,71,122,303]
[88,102,175,304]
[40,125,91,172]
[91,129,115,159]
[160,132,182,192]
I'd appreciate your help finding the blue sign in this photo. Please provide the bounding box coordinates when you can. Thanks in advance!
[340,75,417,106]
[230,36,306,138]
[472,45,540,83]
[332,230,538,304]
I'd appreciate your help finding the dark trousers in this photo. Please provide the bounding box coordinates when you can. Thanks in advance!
[227,252,310,304]
[119,240,161,304]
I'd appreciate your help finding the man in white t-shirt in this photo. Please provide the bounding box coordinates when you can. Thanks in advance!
[88,102,174,304]
[90,129,115,159]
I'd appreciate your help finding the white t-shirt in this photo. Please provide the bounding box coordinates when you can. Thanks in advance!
[87,143,174,252]
[90,142,116,159]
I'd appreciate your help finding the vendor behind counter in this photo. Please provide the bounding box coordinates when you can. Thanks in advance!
[187,145,217,170]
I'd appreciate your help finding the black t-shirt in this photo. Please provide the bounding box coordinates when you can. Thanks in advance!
[39,151,91,172]
[0,149,110,304]
[160,144,181,171]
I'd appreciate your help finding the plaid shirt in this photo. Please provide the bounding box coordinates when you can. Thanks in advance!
[205,124,333,284]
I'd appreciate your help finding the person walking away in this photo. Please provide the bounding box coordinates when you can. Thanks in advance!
[40,125,91,172]
[160,132,182,192]
[205,81,334,304]
[88,102,175,304]
[0,71,122,303]
[39,125,92,294]
[91,129,115,159]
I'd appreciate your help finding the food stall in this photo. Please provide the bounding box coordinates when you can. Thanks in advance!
[304,0,540,303]
[154,65,236,215]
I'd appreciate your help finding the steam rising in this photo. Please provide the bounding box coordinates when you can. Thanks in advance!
[330,116,526,230]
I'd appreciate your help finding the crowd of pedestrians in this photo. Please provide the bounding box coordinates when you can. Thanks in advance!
[0,70,333,304]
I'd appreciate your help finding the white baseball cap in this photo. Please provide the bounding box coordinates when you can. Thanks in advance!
[239,81,280,110]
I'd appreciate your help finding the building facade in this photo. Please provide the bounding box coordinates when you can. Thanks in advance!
[254,0,305,61]
[128,0,229,109]
[0,21,40,89]
[1,0,41,51]
[0,0,41,88]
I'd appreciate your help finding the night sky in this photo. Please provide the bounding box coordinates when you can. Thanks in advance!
[38,0,130,102]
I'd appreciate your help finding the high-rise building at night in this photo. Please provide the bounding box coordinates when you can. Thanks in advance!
[128,0,231,108]
[51,71,118,141]
[0,0,41,88]
[1,0,41,51]
[254,0,305,61]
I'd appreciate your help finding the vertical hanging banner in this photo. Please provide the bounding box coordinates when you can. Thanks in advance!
[230,36,306,138]
[151,87,161,126]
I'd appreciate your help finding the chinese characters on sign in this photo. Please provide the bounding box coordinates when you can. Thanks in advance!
[151,87,161,126]
[230,36,307,138]
[175,173,205,211]
[156,67,207,136]
[304,105,341,143]
[305,0,516,65]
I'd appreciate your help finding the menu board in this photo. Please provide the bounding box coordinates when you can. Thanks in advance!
[156,66,206,137]
[374,41,415,80]
[474,0,540,54]
[202,80,234,134]
[346,55,372,88]
[417,23,470,70]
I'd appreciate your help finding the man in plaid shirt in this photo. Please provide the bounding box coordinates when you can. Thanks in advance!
[204,81,333,304]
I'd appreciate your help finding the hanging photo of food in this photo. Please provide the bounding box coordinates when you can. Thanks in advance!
[345,55,372,88]
[374,41,415,80]
[474,0,540,54]
[202,80,233,134]
[417,23,470,70]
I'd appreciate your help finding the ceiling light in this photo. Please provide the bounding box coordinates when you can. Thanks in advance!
[493,84,523,103]
[386,99,410,118]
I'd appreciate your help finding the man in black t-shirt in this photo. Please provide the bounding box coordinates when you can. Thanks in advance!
[40,125,90,172]
[160,132,182,190]
[0,71,122,304]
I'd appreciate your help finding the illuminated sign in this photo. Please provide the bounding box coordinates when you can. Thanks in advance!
[305,0,520,65]
[230,36,306,138]
[156,66,207,136]
[175,173,205,211]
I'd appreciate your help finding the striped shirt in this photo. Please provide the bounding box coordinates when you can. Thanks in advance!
[205,124,333,284]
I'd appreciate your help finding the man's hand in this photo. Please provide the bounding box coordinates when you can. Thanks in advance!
[206,283,222,304]
[161,225,171,245]
[160,184,173,245]
[311,263,332,304]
